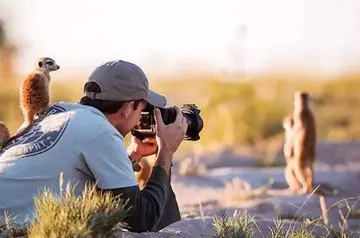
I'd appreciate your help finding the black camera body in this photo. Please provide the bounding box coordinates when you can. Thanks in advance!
[131,104,203,141]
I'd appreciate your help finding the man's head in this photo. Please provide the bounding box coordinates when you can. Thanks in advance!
[80,60,167,136]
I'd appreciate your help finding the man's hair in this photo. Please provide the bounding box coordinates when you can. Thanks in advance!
[80,82,143,114]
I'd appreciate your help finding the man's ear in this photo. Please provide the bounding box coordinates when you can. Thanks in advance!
[119,101,134,119]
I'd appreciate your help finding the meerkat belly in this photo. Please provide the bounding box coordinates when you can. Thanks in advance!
[20,75,49,113]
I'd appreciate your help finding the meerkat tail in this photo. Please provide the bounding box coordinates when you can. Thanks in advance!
[0,121,11,149]
[4,124,33,147]
[4,112,35,147]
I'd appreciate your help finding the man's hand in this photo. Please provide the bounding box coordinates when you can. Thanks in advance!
[153,106,188,174]
[127,136,158,163]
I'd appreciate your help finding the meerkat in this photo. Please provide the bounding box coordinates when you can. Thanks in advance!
[282,113,302,193]
[135,156,173,189]
[3,57,60,147]
[135,157,154,189]
[282,114,295,160]
[291,91,317,194]
[0,121,10,149]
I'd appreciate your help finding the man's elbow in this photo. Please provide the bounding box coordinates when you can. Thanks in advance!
[124,206,163,233]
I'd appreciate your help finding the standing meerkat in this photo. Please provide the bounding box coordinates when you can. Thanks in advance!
[291,91,317,194]
[0,121,10,149]
[3,57,60,147]
[283,113,295,160]
[282,113,302,192]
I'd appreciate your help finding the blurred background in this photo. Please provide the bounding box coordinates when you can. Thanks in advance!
[1,0,360,161]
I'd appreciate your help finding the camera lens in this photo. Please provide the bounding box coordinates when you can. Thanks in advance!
[160,105,203,141]
[132,104,203,141]
[181,105,203,141]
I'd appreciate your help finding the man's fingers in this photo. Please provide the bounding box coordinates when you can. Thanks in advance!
[154,108,164,126]
[182,121,188,137]
[174,106,183,124]
[181,116,186,124]
[181,116,187,134]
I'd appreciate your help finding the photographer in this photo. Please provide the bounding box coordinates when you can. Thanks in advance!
[0,60,187,232]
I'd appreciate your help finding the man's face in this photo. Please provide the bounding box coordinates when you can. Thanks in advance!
[130,100,148,129]
[116,100,148,136]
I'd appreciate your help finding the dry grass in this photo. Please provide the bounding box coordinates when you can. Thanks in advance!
[0,175,130,238]
[0,214,28,238]
[267,219,316,238]
[3,193,359,237]
[213,210,256,238]
[213,194,360,237]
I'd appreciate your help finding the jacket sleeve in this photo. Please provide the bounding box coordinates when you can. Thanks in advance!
[98,166,181,232]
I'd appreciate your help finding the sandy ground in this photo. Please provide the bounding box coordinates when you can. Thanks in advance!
[117,141,360,238]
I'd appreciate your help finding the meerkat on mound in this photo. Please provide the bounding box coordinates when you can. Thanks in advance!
[291,91,317,194]
[4,57,60,147]
[0,121,10,149]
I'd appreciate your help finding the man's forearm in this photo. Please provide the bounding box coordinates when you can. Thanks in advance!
[99,166,169,232]
[98,162,180,232]
[153,149,173,175]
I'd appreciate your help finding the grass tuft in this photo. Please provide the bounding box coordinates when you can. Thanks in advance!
[0,180,131,238]
[0,213,29,238]
[213,195,360,238]
[26,182,130,238]
[267,219,316,238]
[212,209,256,238]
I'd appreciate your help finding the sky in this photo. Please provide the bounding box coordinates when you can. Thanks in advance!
[1,0,360,77]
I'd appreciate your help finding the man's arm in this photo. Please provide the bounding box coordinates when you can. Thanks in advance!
[77,131,180,232]
[100,165,181,232]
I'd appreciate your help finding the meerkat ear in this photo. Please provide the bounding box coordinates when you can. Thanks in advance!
[38,61,43,68]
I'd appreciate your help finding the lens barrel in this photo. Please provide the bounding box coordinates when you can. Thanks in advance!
[160,104,203,141]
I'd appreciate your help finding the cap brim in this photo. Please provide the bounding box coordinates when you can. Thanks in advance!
[147,90,167,108]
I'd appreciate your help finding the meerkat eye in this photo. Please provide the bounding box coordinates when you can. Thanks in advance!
[46,61,54,66]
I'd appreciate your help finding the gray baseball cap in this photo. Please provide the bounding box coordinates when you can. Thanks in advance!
[84,60,166,108]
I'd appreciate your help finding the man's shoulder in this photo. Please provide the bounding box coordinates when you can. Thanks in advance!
[52,102,107,123]
[54,102,122,140]
[52,102,102,115]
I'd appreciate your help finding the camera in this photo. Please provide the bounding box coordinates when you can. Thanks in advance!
[131,103,204,141]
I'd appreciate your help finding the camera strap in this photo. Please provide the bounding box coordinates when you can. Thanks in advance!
[129,156,141,172]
